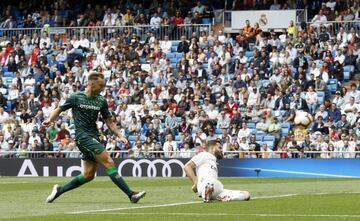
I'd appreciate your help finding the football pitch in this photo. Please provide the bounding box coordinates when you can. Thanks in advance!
[1,177,360,221]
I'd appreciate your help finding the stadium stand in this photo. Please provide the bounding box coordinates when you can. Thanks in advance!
[0,0,360,159]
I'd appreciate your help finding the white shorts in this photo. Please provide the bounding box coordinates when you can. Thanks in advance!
[197,177,249,201]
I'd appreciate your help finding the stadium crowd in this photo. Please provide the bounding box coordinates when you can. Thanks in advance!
[1,0,360,159]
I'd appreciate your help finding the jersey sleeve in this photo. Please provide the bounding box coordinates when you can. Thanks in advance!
[58,93,76,111]
[100,99,112,119]
[191,152,206,167]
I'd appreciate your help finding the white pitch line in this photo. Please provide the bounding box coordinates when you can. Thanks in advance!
[67,194,298,215]
[80,212,360,218]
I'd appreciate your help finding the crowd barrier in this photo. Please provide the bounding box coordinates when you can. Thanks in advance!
[1,158,360,177]
[1,150,359,159]
[0,24,211,42]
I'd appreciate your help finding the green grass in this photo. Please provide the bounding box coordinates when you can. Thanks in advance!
[1,177,360,220]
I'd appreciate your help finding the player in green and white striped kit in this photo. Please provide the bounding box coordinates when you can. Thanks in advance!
[42,72,145,203]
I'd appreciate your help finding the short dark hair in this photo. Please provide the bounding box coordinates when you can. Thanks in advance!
[88,72,104,81]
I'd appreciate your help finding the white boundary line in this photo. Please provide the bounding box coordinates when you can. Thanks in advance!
[79,212,360,218]
[67,194,298,215]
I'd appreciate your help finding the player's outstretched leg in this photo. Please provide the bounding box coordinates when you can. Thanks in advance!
[97,151,146,203]
[217,190,251,202]
[46,175,90,203]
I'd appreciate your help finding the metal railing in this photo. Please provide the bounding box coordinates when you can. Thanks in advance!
[1,150,360,159]
[0,24,211,42]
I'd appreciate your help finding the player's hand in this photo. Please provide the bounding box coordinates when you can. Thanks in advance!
[119,136,128,144]
[41,119,51,129]
[192,184,197,193]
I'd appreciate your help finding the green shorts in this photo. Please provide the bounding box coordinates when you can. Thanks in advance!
[76,133,105,162]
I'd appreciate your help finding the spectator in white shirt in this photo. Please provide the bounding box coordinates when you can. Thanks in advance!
[160,35,172,53]
[150,12,162,29]
[163,134,179,158]
[311,10,328,28]
[305,86,317,114]
[39,32,51,49]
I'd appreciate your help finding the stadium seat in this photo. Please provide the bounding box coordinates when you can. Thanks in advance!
[3,72,15,78]
[247,122,256,129]
[256,130,266,137]
[344,71,350,81]
[2,66,8,72]
[175,135,181,141]
[215,128,223,134]
[171,46,177,52]
[201,18,211,24]
[175,53,183,58]
[263,135,275,142]
[245,51,253,58]
[327,79,338,94]
[166,53,175,59]
[256,136,263,143]
[281,128,290,136]
[139,58,146,64]
[128,136,137,141]
[175,117,182,123]
[171,41,180,47]
[343,65,355,73]
[202,63,208,69]
[317,92,325,104]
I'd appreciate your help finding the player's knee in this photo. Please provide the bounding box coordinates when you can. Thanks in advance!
[104,158,114,168]
[84,173,95,181]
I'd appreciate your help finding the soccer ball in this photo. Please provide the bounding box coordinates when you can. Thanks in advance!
[294,112,313,128]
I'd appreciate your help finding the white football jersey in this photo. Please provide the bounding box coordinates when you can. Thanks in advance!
[191,152,218,180]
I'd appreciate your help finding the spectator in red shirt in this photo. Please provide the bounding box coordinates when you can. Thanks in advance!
[224,97,239,118]
[172,10,184,26]
[55,124,70,142]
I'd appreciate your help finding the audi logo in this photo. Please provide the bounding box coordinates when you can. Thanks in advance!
[117,159,186,177]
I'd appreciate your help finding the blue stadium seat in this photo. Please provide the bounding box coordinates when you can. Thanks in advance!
[215,128,223,134]
[75,49,83,55]
[263,135,275,141]
[2,66,8,72]
[172,41,180,47]
[281,128,290,136]
[128,136,137,141]
[202,63,208,69]
[245,51,254,58]
[140,58,146,64]
[3,72,15,78]
[256,130,266,137]
[171,46,177,52]
[247,122,256,129]
[344,71,350,81]
[175,135,181,141]
[166,53,175,59]
[256,136,263,143]
[317,91,325,104]
[343,65,355,73]
[202,18,211,24]
[170,58,178,63]
[175,117,182,123]
[175,53,183,58]
[327,79,338,93]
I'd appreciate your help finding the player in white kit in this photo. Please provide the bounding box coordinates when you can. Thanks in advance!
[184,140,250,202]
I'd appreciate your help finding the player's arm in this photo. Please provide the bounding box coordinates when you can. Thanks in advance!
[42,108,63,128]
[43,93,75,128]
[104,117,128,144]
[184,160,198,193]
